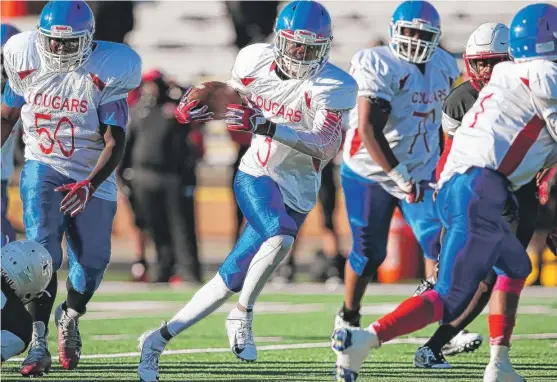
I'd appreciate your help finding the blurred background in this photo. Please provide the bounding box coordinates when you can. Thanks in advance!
[2,0,556,287]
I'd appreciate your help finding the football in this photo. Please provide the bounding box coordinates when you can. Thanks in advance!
[185,81,243,120]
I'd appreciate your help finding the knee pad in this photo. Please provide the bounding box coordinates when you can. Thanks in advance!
[348,249,385,277]
[1,330,28,361]
[221,235,294,292]
[68,264,106,295]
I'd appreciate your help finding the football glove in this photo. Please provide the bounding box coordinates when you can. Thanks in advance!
[225,104,275,136]
[174,88,214,124]
[55,180,95,217]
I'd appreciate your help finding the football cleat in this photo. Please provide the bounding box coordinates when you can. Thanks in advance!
[226,308,257,362]
[442,330,483,356]
[331,327,379,381]
[137,328,167,382]
[20,322,52,377]
[54,304,83,370]
[413,276,436,296]
[484,345,525,382]
[414,346,452,369]
[484,360,525,382]
[334,309,361,331]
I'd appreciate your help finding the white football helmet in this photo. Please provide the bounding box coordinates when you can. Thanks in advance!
[1,240,53,304]
[464,22,510,91]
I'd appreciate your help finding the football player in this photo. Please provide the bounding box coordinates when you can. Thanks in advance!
[1,23,21,247]
[332,4,557,382]
[336,0,458,335]
[1,240,53,363]
[137,1,357,381]
[413,22,516,368]
[1,1,141,376]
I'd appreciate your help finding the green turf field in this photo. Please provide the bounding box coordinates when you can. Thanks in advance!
[2,284,557,381]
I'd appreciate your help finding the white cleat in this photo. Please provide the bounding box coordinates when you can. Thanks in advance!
[137,328,167,382]
[331,327,380,381]
[414,346,452,369]
[442,330,483,356]
[483,346,525,382]
[333,310,361,331]
[226,308,257,362]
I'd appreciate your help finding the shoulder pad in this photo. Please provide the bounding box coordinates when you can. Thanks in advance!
[91,42,142,104]
[349,47,398,102]
[233,43,273,79]
[529,60,557,100]
[312,63,357,111]
[3,31,41,95]
[433,49,460,82]
[442,81,478,122]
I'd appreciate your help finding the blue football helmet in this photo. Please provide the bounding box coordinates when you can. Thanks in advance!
[390,1,441,64]
[274,0,333,80]
[37,0,95,72]
[509,3,557,62]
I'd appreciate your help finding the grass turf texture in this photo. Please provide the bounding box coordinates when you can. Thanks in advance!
[2,288,556,381]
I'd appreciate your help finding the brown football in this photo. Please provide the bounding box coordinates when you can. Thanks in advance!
[184,81,243,120]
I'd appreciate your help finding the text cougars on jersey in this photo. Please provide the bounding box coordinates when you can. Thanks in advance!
[411,89,448,105]
[254,95,303,123]
[26,92,88,113]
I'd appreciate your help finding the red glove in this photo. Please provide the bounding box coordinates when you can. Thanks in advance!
[55,180,95,217]
[225,104,273,135]
[174,88,214,124]
[407,180,436,203]
[538,167,557,206]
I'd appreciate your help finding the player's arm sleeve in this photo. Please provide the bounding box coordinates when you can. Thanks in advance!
[97,99,129,130]
[531,73,557,142]
[349,50,395,101]
[271,78,357,160]
[441,90,465,136]
[272,108,345,160]
[2,82,25,108]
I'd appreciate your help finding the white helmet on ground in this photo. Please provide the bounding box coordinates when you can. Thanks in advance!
[1,240,53,304]
[463,22,510,91]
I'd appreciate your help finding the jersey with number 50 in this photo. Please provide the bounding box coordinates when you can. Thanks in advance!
[2,30,141,201]
[439,60,557,191]
[343,46,459,199]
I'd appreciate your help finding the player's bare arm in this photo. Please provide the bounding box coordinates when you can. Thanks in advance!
[87,124,126,190]
[1,104,20,147]
[55,124,125,217]
[357,96,396,171]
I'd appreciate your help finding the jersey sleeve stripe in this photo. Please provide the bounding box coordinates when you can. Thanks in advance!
[497,116,545,177]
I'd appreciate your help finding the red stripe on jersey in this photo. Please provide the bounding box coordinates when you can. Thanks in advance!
[470,93,494,128]
[89,73,106,91]
[520,77,530,88]
[304,91,311,108]
[241,77,256,86]
[497,116,545,177]
[17,68,36,80]
[435,135,453,181]
[349,128,362,157]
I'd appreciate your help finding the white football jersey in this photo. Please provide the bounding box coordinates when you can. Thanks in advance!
[3,30,141,201]
[343,46,459,199]
[439,60,557,191]
[229,43,357,213]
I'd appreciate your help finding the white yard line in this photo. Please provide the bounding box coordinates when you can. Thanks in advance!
[8,333,557,362]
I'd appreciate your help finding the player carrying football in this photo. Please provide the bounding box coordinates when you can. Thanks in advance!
[137,1,357,381]
[332,3,557,382]
[1,1,141,376]
[336,0,459,336]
